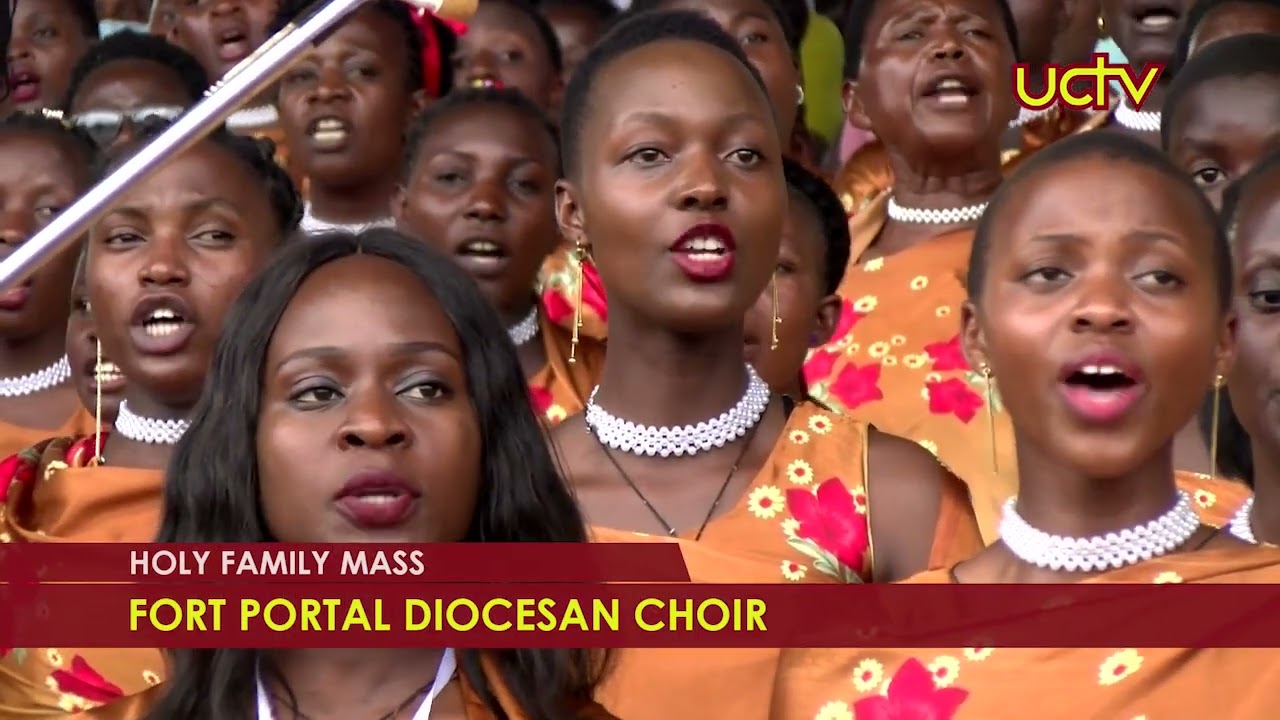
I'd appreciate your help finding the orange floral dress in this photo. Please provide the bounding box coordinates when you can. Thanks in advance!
[1176,470,1252,528]
[589,401,983,720]
[525,311,604,427]
[772,545,1280,720]
[0,434,166,716]
[0,408,94,463]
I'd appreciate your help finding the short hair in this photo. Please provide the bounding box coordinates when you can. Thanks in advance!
[270,0,425,92]
[152,229,602,720]
[560,9,769,178]
[62,31,208,111]
[1173,0,1280,70]
[538,0,620,24]
[968,131,1231,311]
[486,0,566,75]
[401,86,560,183]
[60,0,102,40]
[100,119,303,236]
[1162,34,1280,150]
[628,0,802,50]
[843,0,1020,79]
[784,158,850,296]
[0,110,98,174]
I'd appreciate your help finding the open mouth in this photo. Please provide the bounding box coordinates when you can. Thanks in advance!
[91,359,125,390]
[458,239,507,259]
[468,76,503,89]
[672,235,732,262]
[923,77,979,106]
[1063,364,1138,392]
[1133,5,1180,31]
[216,26,252,63]
[7,71,40,103]
[308,116,349,150]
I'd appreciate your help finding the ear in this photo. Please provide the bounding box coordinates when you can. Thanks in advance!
[809,294,843,348]
[1213,309,1238,383]
[842,79,872,131]
[555,178,586,248]
[390,184,409,224]
[409,89,429,116]
[959,299,990,373]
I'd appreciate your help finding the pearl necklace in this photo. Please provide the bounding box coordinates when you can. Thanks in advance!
[114,400,190,445]
[298,205,394,235]
[1000,490,1201,572]
[0,355,71,397]
[585,364,770,457]
[1113,99,1161,133]
[256,648,455,720]
[1009,106,1054,128]
[887,197,988,225]
[507,307,538,347]
[1228,496,1256,544]
[225,104,279,132]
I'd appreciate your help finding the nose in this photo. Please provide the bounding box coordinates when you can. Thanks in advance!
[462,51,497,82]
[674,150,729,212]
[0,211,32,248]
[312,64,351,102]
[930,32,965,61]
[211,0,243,17]
[463,179,506,223]
[1070,274,1134,334]
[136,238,191,287]
[338,389,411,451]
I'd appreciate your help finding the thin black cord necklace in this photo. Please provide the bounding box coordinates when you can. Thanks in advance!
[270,677,439,720]
[588,418,762,539]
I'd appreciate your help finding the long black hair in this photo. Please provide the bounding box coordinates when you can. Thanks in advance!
[151,229,604,719]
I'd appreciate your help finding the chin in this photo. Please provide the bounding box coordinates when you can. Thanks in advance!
[651,292,752,335]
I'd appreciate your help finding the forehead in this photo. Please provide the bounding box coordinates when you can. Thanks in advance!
[113,141,264,210]
[994,156,1210,252]
[867,0,1005,34]
[73,60,187,108]
[0,132,83,184]
[588,40,772,132]
[270,255,459,356]
[1234,170,1280,259]
[321,7,398,50]
[1172,75,1280,142]
[660,0,782,27]
[470,1,542,38]
[1193,3,1280,51]
[420,104,556,160]
[782,190,826,257]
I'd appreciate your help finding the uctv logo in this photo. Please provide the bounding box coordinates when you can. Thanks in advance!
[1013,54,1164,111]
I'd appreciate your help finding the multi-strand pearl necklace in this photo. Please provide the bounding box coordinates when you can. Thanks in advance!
[114,400,189,445]
[1228,497,1256,544]
[999,490,1201,572]
[1113,99,1161,133]
[585,364,770,457]
[507,307,538,347]
[887,197,988,225]
[0,355,71,397]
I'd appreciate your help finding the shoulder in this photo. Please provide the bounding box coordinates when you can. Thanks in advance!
[866,427,953,490]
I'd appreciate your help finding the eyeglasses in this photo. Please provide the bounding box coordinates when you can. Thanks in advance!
[70,106,185,147]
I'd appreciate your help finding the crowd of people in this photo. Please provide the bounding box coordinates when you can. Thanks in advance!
[1,0,1280,717]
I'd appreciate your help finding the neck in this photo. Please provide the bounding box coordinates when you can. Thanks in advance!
[1250,445,1280,544]
[498,294,538,329]
[99,389,192,470]
[308,175,397,225]
[265,647,447,717]
[1124,82,1167,114]
[594,305,751,427]
[1021,63,1050,97]
[1011,437,1181,538]
[0,323,68,376]
[886,149,1003,207]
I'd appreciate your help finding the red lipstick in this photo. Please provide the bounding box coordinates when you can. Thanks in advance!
[669,222,736,282]
[333,470,421,529]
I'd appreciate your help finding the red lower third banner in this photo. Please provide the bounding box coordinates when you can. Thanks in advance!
[4,583,1280,649]
[0,543,691,583]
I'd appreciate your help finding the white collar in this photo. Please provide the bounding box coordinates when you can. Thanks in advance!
[299,204,395,235]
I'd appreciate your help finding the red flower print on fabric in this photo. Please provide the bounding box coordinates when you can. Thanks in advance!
[923,335,970,372]
[49,656,124,705]
[528,386,554,416]
[830,362,885,410]
[785,479,870,582]
[926,378,983,423]
[855,658,969,720]
[0,450,37,503]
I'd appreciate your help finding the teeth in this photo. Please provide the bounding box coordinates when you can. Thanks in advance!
[682,236,727,253]
[144,322,184,338]
[469,78,497,88]
[463,241,501,254]
[937,79,965,90]
[315,118,345,131]
[1080,365,1123,376]
[148,308,178,321]
[357,494,399,504]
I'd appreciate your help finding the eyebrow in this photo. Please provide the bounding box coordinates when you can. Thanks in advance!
[274,340,461,372]
[615,110,766,131]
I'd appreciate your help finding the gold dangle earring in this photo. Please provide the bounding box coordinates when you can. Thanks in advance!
[981,363,998,474]
[93,338,104,464]
[1209,374,1225,479]
[569,241,587,363]
[770,272,781,350]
